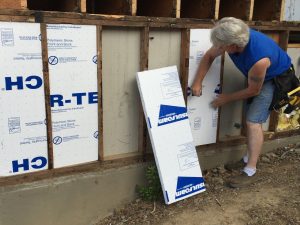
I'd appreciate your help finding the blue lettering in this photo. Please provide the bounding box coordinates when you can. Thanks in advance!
[31,156,47,169]
[12,158,30,172]
[50,94,64,107]
[25,75,43,89]
[88,92,98,104]
[5,75,43,90]
[50,92,98,107]
[12,156,47,173]
[5,76,23,90]
[72,92,86,105]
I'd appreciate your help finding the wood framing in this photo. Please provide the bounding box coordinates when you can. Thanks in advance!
[267,30,289,132]
[175,0,180,18]
[0,0,291,22]
[40,23,54,169]
[216,54,225,142]
[97,25,104,161]
[280,0,286,21]
[249,0,255,21]
[138,26,150,161]
[180,29,190,102]
[0,10,299,31]
[215,0,220,20]
[0,0,27,10]
[131,0,137,16]
[80,0,86,13]
[0,8,299,185]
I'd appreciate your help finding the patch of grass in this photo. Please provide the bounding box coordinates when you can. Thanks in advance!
[137,164,162,201]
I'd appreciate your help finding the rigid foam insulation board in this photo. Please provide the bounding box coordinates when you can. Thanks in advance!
[0,22,48,176]
[187,29,220,146]
[47,24,98,168]
[137,66,206,204]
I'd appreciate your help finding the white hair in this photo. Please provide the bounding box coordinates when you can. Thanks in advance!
[210,17,250,48]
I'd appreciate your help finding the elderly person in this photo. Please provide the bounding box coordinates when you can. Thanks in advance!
[191,17,293,188]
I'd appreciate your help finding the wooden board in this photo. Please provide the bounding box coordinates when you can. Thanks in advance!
[102,28,140,158]
[0,0,27,9]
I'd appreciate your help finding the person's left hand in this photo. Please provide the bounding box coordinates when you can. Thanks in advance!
[211,94,230,108]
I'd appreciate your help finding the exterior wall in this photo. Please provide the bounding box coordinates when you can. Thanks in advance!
[1,135,299,225]
[0,9,298,225]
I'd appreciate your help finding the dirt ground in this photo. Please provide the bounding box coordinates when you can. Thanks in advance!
[96,144,300,225]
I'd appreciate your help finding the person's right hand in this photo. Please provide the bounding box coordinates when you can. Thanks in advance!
[191,82,202,97]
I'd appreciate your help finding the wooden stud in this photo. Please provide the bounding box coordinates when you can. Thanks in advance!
[180,29,190,102]
[268,30,289,132]
[40,23,54,169]
[279,30,290,50]
[80,0,86,13]
[0,0,27,10]
[96,25,104,161]
[249,0,255,21]
[21,0,27,9]
[138,26,149,161]
[131,0,137,16]
[215,0,220,20]
[175,0,180,18]
[170,0,178,18]
[216,54,225,142]
[280,0,286,21]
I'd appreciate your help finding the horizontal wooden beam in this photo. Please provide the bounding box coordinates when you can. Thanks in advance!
[0,9,299,30]
[288,43,300,48]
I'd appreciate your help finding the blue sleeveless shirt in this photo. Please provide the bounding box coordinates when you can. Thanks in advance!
[229,29,291,80]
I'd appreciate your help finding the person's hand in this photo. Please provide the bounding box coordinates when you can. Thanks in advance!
[191,82,202,97]
[211,94,230,108]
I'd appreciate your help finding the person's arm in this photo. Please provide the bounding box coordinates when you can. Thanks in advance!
[211,57,271,108]
[191,46,224,96]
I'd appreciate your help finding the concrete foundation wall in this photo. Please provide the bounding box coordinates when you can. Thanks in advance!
[1,135,299,225]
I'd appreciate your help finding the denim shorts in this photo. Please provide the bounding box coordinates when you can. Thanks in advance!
[246,80,275,124]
